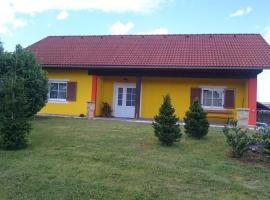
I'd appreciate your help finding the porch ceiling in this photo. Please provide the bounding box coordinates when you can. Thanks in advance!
[87,67,262,78]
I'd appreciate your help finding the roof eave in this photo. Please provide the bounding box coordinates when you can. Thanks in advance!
[41,64,269,70]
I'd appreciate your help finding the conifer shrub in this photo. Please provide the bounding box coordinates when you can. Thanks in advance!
[184,100,209,139]
[0,44,48,150]
[152,95,181,146]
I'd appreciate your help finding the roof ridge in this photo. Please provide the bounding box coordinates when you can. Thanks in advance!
[46,33,261,38]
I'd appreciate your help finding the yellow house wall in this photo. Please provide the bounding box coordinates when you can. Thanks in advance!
[39,69,92,116]
[96,76,248,122]
[40,70,248,123]
[141,77,247,121]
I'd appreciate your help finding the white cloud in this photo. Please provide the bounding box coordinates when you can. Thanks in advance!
[109,21,135,35]
[0,0,167,33]
[109,21,169,35]
[12,19,28,28]
[263,26,270,44]
[56,11,69,20]
[138,28,169,34]
[0,0,167,34]
[10,0,165,14]
[229,6,252,17]
[259,27,270,102]
[258,70,270,102]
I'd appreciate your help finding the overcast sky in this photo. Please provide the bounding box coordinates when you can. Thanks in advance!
[0,0,270,102]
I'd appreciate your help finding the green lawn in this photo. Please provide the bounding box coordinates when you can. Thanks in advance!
[0,117,270,200]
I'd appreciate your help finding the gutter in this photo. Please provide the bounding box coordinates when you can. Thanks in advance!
[41,64,269,70]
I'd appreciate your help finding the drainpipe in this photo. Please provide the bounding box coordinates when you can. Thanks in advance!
[89,75,97,117]
[248,77,257,126]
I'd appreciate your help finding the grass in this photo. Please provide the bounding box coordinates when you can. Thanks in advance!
[1,117,270,200]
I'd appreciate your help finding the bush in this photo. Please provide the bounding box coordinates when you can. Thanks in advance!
[152,95,181,146]
[79,114,86,118]
[101,102,112,117]
[0,44,48,150]
[252,127,270,155]
[223,120,252,157]
[184,100,209,139]
[0,77,31,149]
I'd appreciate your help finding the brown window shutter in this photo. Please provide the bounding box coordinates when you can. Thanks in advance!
[224,89,235,109]
[67,82,77,102]
[190,88,202,105]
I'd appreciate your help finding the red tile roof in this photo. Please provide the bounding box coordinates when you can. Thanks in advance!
[29,34,270,69]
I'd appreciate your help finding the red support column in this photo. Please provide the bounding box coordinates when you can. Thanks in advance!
[248,77,257,126]
[91,75,98,116]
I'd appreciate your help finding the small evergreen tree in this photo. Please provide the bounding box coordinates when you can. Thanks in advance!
[184,100,209,139]
[152,95,181,146]
[0,44,48,150]
[0,74,31,149]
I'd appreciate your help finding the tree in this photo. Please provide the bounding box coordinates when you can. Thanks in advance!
[152,95,181,146]
[184,100,209,139]
[0,41,3,54]
[0,44,48,149]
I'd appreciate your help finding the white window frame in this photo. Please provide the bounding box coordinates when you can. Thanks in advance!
[201,87,225,109]
[48,80,68,102]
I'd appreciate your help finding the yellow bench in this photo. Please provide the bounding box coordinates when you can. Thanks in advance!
[206,110,233,123]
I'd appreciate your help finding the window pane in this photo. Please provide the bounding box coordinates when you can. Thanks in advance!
[132,88,136,99]
[118,88,123,94]
[127,88,132,94]
[203,98,212,106]
[118,88,123,106]
[213,90,222,98]
[126,93,131,101]
[50,91,57,99]
[59,83,67,91]
[132,88,136,95]
[118,95,122,100]
[203,89,212,106]
[118,93,122,99]
[58,91,67,99]
[213,99,222,107]
[50,83,58,91]
[118,99,122,106]
[203,90,212,98]
[126,88,136,107]
[126,100,131,106]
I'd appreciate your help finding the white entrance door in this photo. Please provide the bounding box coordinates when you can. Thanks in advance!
[113,83,136,118]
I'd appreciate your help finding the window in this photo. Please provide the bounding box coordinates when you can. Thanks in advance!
[117,88,123,106]
[202,88,224,108]
[48,81,67,101]
[126,88,136,106]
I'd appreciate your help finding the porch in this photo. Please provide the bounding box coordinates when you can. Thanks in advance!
[89,67,260,125]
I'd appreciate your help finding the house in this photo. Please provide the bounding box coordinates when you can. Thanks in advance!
[261,102,270,109]
[29,34,270,126]
[257,102,270,111]
[257,102,270,125]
